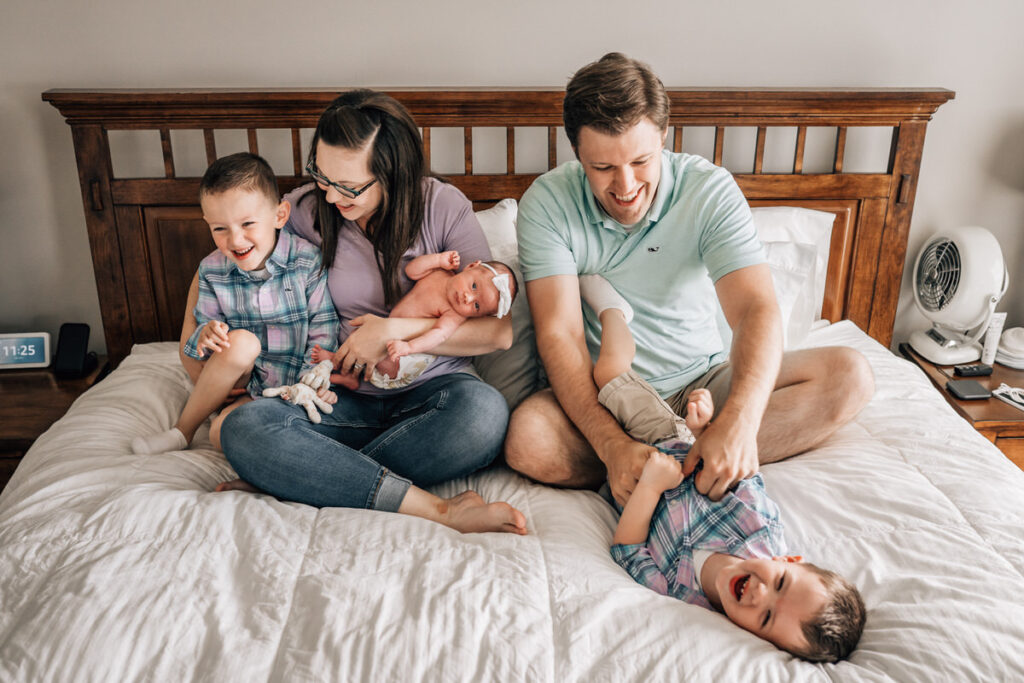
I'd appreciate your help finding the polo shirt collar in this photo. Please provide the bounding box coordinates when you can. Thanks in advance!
[580,150,674,233]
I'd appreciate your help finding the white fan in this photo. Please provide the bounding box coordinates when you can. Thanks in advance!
[909,226,1008,364]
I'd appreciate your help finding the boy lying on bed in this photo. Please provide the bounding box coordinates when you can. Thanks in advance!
[582,275,866,662]
[131,152,340,456]
[308,251,517,390]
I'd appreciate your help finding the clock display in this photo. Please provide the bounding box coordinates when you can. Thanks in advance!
[0,333,51,369]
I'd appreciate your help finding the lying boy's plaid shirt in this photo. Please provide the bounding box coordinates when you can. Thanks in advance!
[610,439,788,609]
[183,230,340,397]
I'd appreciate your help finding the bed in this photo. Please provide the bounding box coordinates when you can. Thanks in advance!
[4,87,1023,681]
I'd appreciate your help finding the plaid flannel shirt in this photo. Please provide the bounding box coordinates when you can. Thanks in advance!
[610,442,788,609]
[183,230,340,397]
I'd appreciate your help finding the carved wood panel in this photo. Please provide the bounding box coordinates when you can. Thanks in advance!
[141,207,212,340]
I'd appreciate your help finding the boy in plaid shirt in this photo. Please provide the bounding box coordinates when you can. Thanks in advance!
[132,153,339,455]
[581,275,865,663]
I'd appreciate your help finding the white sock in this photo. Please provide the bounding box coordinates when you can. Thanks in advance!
[579,274,634,323]
[132,427,188,455]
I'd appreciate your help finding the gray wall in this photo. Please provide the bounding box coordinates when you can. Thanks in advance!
[3,0,1023,355]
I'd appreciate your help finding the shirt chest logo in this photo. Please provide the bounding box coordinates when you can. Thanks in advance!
[647,246,661,253]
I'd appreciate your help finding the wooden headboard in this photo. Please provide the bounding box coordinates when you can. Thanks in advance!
[43,87,953,366]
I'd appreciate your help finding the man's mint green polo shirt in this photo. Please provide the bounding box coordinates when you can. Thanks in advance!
[517,150,764,398]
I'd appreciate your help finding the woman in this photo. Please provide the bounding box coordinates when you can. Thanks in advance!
[191,90,521,534]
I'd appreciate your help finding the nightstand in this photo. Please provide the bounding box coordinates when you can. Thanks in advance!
[0,358,107,492]
[899,343,1024,470]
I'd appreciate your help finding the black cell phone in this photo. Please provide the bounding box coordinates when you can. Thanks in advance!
[946,379,992,400]
[954,363,993,377]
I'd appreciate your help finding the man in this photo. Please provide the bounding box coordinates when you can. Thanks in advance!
[504,53,874,504]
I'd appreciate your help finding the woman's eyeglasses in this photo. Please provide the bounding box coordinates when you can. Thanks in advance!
[305,160,377,199]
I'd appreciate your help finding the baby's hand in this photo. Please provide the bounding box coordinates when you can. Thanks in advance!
[440,250,460,271]
[639,451,684,494]
[386,339,411,363]
[685,388,715,436]
[197,321,230,357]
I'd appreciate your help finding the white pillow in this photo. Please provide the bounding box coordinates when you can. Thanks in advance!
[714,207,833,351]
[712,240,817,351]
[764,241,818,348]
[471,199,542,409]
[750,206,835,321]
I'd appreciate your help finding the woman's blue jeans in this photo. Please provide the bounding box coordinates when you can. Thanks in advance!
[220,373,508,512]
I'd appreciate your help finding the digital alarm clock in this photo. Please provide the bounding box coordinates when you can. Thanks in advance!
[0,332,51,369]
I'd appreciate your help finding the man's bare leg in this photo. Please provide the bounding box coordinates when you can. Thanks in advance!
[507,345,874,486]
[504,389,606,489]
[753,346,874,463]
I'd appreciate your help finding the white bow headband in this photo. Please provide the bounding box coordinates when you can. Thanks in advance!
[477,262,512,319]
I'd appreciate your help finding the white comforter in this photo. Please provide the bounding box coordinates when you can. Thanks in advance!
[2,321,1023,682]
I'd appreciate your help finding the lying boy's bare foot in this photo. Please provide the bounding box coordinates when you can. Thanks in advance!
[439,491,528,535]
[685,388,714,436]
[214,478,262,493]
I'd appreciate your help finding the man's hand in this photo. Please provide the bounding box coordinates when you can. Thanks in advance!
[681,411,759,501]
[605,439,660,506]
[197,321,230,357]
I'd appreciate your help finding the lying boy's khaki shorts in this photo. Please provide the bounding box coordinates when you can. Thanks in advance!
[597,369,689,444]
[667,361,733,419]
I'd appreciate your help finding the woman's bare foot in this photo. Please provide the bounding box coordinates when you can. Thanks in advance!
[214,478,262,493]
[437,491,528,535]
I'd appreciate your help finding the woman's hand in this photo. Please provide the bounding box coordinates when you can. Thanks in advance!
[332,314,394,380]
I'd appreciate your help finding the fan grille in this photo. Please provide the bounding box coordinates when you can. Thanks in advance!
[916,238,961,312]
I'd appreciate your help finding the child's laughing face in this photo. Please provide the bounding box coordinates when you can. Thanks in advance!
[202,188,289,271]
[714,557,828,654]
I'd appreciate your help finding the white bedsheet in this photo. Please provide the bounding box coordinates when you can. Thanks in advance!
[2,321,1023,682]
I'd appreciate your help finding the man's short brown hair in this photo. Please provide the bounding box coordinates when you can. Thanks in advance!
[563,52,671,149]
[199,152,280,204]
[795,563,867,663]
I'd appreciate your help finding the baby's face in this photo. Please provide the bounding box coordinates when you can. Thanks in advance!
[444,263,501,318]
[715,557,827,654]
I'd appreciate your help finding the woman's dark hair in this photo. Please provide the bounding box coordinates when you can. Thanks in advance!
[309,89,427,306]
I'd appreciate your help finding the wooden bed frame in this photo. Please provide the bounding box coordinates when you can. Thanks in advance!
[43,88,953,366]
